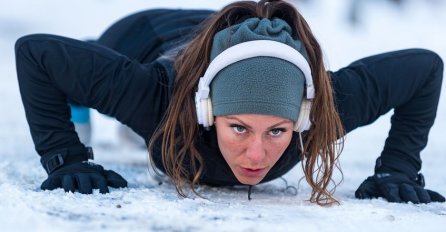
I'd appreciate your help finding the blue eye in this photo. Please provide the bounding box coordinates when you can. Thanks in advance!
[231,125,247,134]
[270,128,285,136]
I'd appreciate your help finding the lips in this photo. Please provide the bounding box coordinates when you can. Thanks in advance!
[239,167,267,177]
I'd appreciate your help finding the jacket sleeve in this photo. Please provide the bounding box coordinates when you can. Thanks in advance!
[15,34,171,156]
[331,49,443,179]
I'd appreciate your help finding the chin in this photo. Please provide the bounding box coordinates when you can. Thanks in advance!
[237,176,264,185]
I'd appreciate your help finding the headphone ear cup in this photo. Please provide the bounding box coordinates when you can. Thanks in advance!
[196,97,208,127]
[200,98,210,127]
[196,98,203,126]
[294,99,312,132]
[207,98,214,127]
[196,97,213,128]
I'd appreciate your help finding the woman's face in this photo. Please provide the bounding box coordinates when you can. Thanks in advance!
[214,114,294,185]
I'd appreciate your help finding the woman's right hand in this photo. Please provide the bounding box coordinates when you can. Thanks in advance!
[41,161,127,194]
[40,145,127,194]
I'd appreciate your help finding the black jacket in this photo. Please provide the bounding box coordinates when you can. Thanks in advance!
[15,9,443,185]
[15,9,299,186]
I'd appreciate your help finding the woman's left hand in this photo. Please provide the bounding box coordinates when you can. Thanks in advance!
[355,172,445,204]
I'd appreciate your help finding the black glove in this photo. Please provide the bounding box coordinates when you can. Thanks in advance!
[40,145,127,194]
[355,172,445,204]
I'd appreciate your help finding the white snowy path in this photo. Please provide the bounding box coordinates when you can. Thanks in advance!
[0,1,445,231]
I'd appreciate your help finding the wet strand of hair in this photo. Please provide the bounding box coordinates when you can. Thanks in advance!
[280,177,298,195]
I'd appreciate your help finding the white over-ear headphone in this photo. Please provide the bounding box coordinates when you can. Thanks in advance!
[195,40,314,132]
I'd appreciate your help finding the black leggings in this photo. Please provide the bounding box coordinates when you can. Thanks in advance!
[95,9,213,63]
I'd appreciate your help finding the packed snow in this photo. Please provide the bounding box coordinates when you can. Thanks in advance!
[0,0,445,231]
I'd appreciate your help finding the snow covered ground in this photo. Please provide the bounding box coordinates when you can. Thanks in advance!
[1,0,445,231]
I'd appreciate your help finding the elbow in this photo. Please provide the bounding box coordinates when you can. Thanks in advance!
[15,34,39,57]
[15,34,51,51]
[15,34,40,72]
[15,34,54,65]
[15,35,38,83]
[15,34,53,85]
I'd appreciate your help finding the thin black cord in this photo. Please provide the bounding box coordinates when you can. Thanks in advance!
[248,185,253,200]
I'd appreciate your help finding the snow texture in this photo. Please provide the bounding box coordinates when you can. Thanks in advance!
[0,0,445,231]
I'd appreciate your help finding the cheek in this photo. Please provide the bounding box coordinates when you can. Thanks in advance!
[268,134,293,160]
[215,127,244,161]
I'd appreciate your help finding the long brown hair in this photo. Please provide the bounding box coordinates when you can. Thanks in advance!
[148,0,345,206]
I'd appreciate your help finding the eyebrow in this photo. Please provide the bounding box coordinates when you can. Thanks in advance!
[224,116,292,130]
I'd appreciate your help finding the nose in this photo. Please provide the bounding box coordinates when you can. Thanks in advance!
[245,135,266,165]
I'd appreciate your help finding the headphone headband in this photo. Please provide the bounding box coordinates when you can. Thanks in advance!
[195,40,314,103]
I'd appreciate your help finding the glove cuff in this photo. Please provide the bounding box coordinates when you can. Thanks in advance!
[40,144,94,174]
[374,156,419,180]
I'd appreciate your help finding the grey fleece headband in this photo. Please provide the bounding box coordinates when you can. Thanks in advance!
[210,17,308,122]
